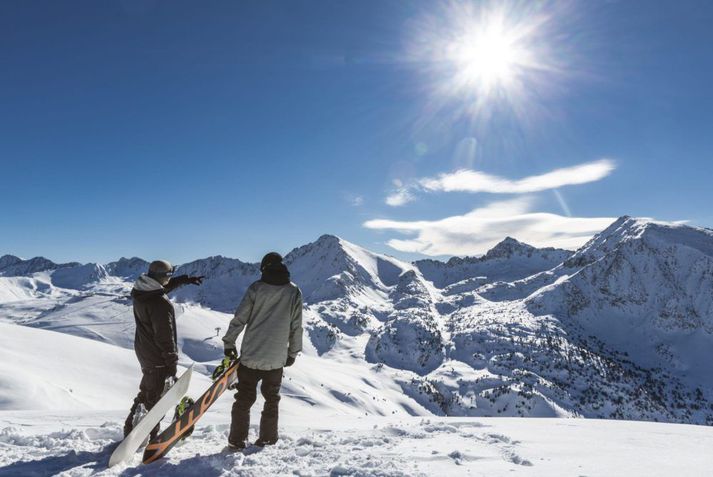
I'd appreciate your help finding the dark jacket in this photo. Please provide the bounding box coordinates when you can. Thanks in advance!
[131,274,191,370]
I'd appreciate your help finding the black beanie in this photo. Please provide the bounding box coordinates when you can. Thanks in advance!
[260,252,283,271]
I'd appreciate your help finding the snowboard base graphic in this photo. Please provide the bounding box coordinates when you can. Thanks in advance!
[142,359,239,464]
[108,366,193,467]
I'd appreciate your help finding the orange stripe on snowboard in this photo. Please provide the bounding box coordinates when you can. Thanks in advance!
[143,362,239,464]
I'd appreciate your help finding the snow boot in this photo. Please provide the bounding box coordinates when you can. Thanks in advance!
[227,440,248,451]
[254,437,277,447]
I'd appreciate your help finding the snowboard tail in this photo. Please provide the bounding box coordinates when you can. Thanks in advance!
[142,359,239,464]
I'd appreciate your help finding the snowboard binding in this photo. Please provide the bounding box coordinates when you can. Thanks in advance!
[212,356,239,385]
[173,396,196,440]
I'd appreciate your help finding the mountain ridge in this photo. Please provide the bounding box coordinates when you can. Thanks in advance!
[1,216,712,425]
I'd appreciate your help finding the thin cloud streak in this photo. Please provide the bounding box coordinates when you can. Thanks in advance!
[385,159,615,206]
[365,197,615,256]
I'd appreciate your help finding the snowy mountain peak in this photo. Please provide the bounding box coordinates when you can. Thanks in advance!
[415,239,572,288]
[563,216,710,268]
[105,257,150,280]
[284,234,412,303]
[0,254,22,270]
[314,233,342,246]
[0,255,80,277]
[482,236,535,260]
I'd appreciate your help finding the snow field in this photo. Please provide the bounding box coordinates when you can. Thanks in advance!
[1,412,712,476]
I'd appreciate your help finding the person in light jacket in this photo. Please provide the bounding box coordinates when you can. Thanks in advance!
[223,252,303,449]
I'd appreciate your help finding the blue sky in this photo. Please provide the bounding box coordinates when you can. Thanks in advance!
[2,0,713,264]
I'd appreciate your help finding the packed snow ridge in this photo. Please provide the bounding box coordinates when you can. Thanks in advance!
[1,217,712,428]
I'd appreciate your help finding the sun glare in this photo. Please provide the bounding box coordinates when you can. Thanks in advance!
[445,9,539,98]
[408,2,561,123]
[450,22,525,92]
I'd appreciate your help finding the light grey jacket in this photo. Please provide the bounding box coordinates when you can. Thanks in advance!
[223,280,303,370]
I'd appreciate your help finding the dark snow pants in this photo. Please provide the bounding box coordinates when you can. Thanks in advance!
[123,366,172,439]
[229,365,283,444]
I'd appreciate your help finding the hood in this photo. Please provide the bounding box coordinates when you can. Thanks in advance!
[131,274,166,300]
[261,263,291,286]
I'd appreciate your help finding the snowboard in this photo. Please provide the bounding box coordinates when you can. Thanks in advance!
[108,365,193,467]
[142,358,240,464]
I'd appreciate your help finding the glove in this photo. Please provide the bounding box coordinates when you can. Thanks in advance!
[167,275,190,287]
[189,276,204,286]
[224,347,238,360]
[165,361,177,378]
[285,356,296,367]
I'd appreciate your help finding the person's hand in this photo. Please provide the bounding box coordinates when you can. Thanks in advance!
[189,276,204,286]
[166,361,177,377]
[224,347,238,360]
[285,356,296,367]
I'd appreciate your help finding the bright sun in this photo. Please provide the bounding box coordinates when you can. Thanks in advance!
[407,2,559,122]
[447,14,534,95]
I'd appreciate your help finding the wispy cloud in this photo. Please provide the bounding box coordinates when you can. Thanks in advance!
[385,159,615,206]
[344,193,365,207]
[385,188,415,207]
[365,197,615,256]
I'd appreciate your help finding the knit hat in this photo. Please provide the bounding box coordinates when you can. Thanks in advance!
[260,252,283,272]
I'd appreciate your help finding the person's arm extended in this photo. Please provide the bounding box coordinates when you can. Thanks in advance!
[223,284,256,353]
[164,275,204,294]
[288,288,303,358]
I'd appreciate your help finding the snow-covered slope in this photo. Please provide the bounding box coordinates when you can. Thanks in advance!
[0,276,55,304]
[528,217,713,387]
[1,220,713,473]
[104,257,149,281]
[170,256,259,313]
[1,220,712,427]
[2,412,712,476]
[285,234,413,303]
